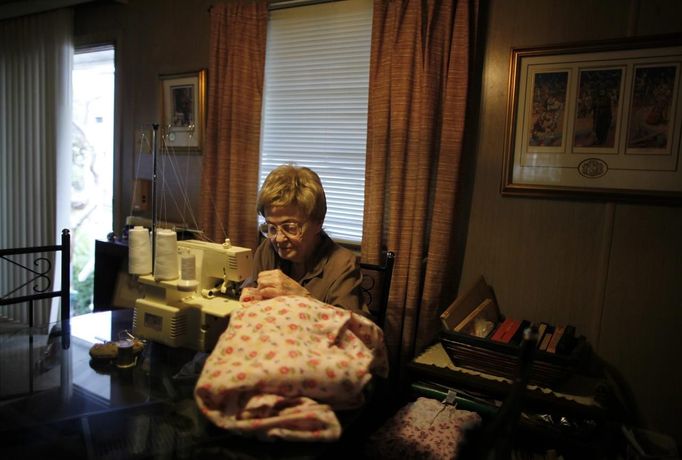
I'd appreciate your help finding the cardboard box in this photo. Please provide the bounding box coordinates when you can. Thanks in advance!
[440,275,502,333]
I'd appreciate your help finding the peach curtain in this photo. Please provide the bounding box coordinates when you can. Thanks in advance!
[200,0,268,250]
[362,0,479,373]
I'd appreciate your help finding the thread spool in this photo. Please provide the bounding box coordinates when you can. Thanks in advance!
[177,252,198,291]
[153,229,179,280]
[116,339,135,368]
[128,226,152,275]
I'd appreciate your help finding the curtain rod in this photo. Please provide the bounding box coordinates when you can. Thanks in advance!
[208,0,341,13]
[269,0,340,11]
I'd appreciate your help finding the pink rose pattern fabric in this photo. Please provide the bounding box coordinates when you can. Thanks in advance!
[194,295,389,441]
[365,397,482,459]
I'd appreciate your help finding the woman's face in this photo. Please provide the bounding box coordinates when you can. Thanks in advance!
[264,204,321,264]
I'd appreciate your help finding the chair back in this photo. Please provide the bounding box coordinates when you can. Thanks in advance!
[359,251,395,328]
[0,229,71,349]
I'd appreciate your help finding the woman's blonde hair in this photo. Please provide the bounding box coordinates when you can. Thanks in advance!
[257,164,327,222]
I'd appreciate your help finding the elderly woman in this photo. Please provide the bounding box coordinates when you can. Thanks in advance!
[241,164,366,315]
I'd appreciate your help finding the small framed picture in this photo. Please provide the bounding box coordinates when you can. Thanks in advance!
[159,69,206,153]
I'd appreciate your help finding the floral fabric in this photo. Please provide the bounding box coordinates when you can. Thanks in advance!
[365,397,482,459]
[194,295,389,441]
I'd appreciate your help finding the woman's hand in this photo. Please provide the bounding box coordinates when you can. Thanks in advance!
[239,286,263,303]
[255,269,311,299]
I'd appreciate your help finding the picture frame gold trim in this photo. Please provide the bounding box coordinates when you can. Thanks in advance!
[502,35,682,203]
[159,69,206,154]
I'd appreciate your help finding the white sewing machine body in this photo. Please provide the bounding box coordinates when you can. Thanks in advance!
[133,239,252,351]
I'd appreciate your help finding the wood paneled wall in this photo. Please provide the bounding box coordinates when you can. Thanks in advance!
[460,0,682,445]
[74,0,213,233]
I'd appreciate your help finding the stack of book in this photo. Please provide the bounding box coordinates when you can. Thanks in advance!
[477,318,578,356]
[438,276,590,388]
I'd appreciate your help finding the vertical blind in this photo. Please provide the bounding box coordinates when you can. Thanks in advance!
[0,9,73,325]
[260,0,372,244]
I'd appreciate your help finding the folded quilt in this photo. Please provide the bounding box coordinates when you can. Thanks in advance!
[194,295,389,441]
[365,397,482,459]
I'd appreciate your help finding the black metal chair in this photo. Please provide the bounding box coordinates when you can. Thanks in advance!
[0,228,71,349]
[359,250,395,328]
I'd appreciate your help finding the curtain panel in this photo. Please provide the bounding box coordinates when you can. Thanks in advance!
[0,9,73,325]
[362,0,479,374]
[200,0,268,250]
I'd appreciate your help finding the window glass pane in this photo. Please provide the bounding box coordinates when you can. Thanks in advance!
[260,0,372,244]
[72,46,115,315]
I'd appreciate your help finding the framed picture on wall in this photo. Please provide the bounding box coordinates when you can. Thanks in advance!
[501,34,682,202]
[160,69,206,153]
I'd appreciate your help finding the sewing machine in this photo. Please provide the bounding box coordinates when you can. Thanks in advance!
[133,238,252,351]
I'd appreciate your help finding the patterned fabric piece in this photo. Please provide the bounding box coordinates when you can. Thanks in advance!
[194,295,389,441]
[365,397,482,459]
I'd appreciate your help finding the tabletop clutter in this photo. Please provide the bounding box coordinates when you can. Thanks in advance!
[89,330,145,368]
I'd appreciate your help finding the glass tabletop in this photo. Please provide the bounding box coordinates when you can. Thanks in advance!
[1,310,194,449]
[0,309,377,459]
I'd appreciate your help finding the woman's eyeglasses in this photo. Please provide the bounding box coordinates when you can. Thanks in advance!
[259,221,304,239]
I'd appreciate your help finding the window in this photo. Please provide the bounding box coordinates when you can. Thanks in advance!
[71,45,115,315]
[260,0,372,245]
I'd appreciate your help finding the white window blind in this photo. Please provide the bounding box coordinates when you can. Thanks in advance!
[260,0,372,244]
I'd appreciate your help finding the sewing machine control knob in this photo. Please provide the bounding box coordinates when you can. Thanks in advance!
[223,238,232,249]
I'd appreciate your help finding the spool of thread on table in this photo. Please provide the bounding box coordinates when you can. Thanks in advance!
[116,339,135,368]
[128,226,152,275]
[153,229,179,280]
[177,252,198,291]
